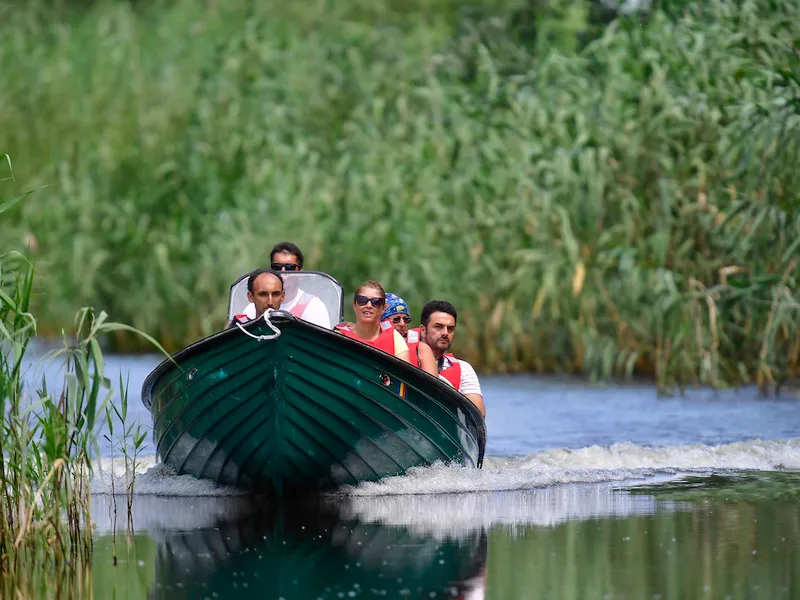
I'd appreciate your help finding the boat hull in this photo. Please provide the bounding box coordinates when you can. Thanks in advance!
[141,312,486,494]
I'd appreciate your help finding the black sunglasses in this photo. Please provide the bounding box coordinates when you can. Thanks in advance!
[391,315,411,324]
[354,295,385,308]
[271,262,300,271]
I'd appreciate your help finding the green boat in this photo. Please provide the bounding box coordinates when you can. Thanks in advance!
[141,271,486,495]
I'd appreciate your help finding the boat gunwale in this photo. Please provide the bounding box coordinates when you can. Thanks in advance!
[141,312,487,468]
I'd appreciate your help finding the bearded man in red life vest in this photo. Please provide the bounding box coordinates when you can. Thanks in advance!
[243,242,331,329]
[229,269,285,327]
[418,300,486,417]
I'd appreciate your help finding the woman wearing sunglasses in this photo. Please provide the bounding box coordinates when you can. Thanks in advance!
[335,281,414,364]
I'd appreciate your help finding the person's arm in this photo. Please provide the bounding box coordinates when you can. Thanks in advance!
[416,342,439,378]
[458,360,486,417]
[465,393,486,417]
[393,331,411,363]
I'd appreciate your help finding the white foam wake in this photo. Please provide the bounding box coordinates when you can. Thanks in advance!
[91,456,246,497]
[90,438,800,497]
[336,480,686,539]
[344,438,800,496]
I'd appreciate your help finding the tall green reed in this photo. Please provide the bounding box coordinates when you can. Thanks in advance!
[0,240,98,595]
[0,0,797,390]
[1,156,168,596]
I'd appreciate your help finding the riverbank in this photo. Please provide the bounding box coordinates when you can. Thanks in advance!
[1,0,798,390]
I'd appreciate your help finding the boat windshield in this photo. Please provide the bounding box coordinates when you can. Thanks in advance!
[227,271,344,329]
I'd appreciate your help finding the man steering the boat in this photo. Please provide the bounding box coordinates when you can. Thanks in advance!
[229,269,285,327]
[242,241,331,329]
[418,300,486,417]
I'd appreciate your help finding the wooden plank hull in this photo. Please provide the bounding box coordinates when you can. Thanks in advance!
[141,312,486,494]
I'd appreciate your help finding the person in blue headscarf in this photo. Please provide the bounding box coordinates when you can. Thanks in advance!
[381,293,412,337]
[380,292,441,379]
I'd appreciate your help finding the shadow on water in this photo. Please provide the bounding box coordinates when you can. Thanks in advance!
[92,495,487,599]
[87,479,684,599]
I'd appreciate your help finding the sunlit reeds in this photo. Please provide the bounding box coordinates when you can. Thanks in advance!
[0,241,93,594]
[1,166,168,595]
[0,0,797,390]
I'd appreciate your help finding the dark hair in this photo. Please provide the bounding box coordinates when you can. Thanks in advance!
[420,300,457,326]
[355,280,385,300]
[247,269,284,293]
[269,242,304,269]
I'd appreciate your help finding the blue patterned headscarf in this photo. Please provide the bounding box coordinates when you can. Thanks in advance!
[381,293,410,321]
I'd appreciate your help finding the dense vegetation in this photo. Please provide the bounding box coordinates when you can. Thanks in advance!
[0,163,162,594]
[1,0,798,390]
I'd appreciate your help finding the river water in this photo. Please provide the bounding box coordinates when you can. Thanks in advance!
[23,349,800,598]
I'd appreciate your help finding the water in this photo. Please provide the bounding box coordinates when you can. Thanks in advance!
[21,348,800,598]
[88,475,800,599]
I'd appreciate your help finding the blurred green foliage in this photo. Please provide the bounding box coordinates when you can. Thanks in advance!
[0,0,798,390]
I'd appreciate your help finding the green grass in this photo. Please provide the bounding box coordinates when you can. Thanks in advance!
[1,0,798,390]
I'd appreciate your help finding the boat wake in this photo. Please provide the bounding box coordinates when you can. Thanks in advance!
[90,437,800,497]
[345,437,800,496]
[91,459,248,497]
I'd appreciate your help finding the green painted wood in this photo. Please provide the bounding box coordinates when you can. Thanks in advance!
[142,313,486,494]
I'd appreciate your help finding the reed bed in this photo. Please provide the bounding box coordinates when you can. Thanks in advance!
[0,244,92,594]
[1,168,166,596]
[1,0,798,390]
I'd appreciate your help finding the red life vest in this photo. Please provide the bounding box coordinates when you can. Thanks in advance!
[439,354,462,390]
[287,291,312,319]
[406,327,421,367]
[336,321,396,355]
[229,313,251,328]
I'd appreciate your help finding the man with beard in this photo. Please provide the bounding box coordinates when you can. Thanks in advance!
[419,300,485,417]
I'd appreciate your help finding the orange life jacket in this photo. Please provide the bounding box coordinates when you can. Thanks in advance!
[439,353,462,390]
[336,321,396,355]
[406,327,421,367]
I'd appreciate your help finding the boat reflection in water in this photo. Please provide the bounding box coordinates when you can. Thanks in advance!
[142,494,487,599]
